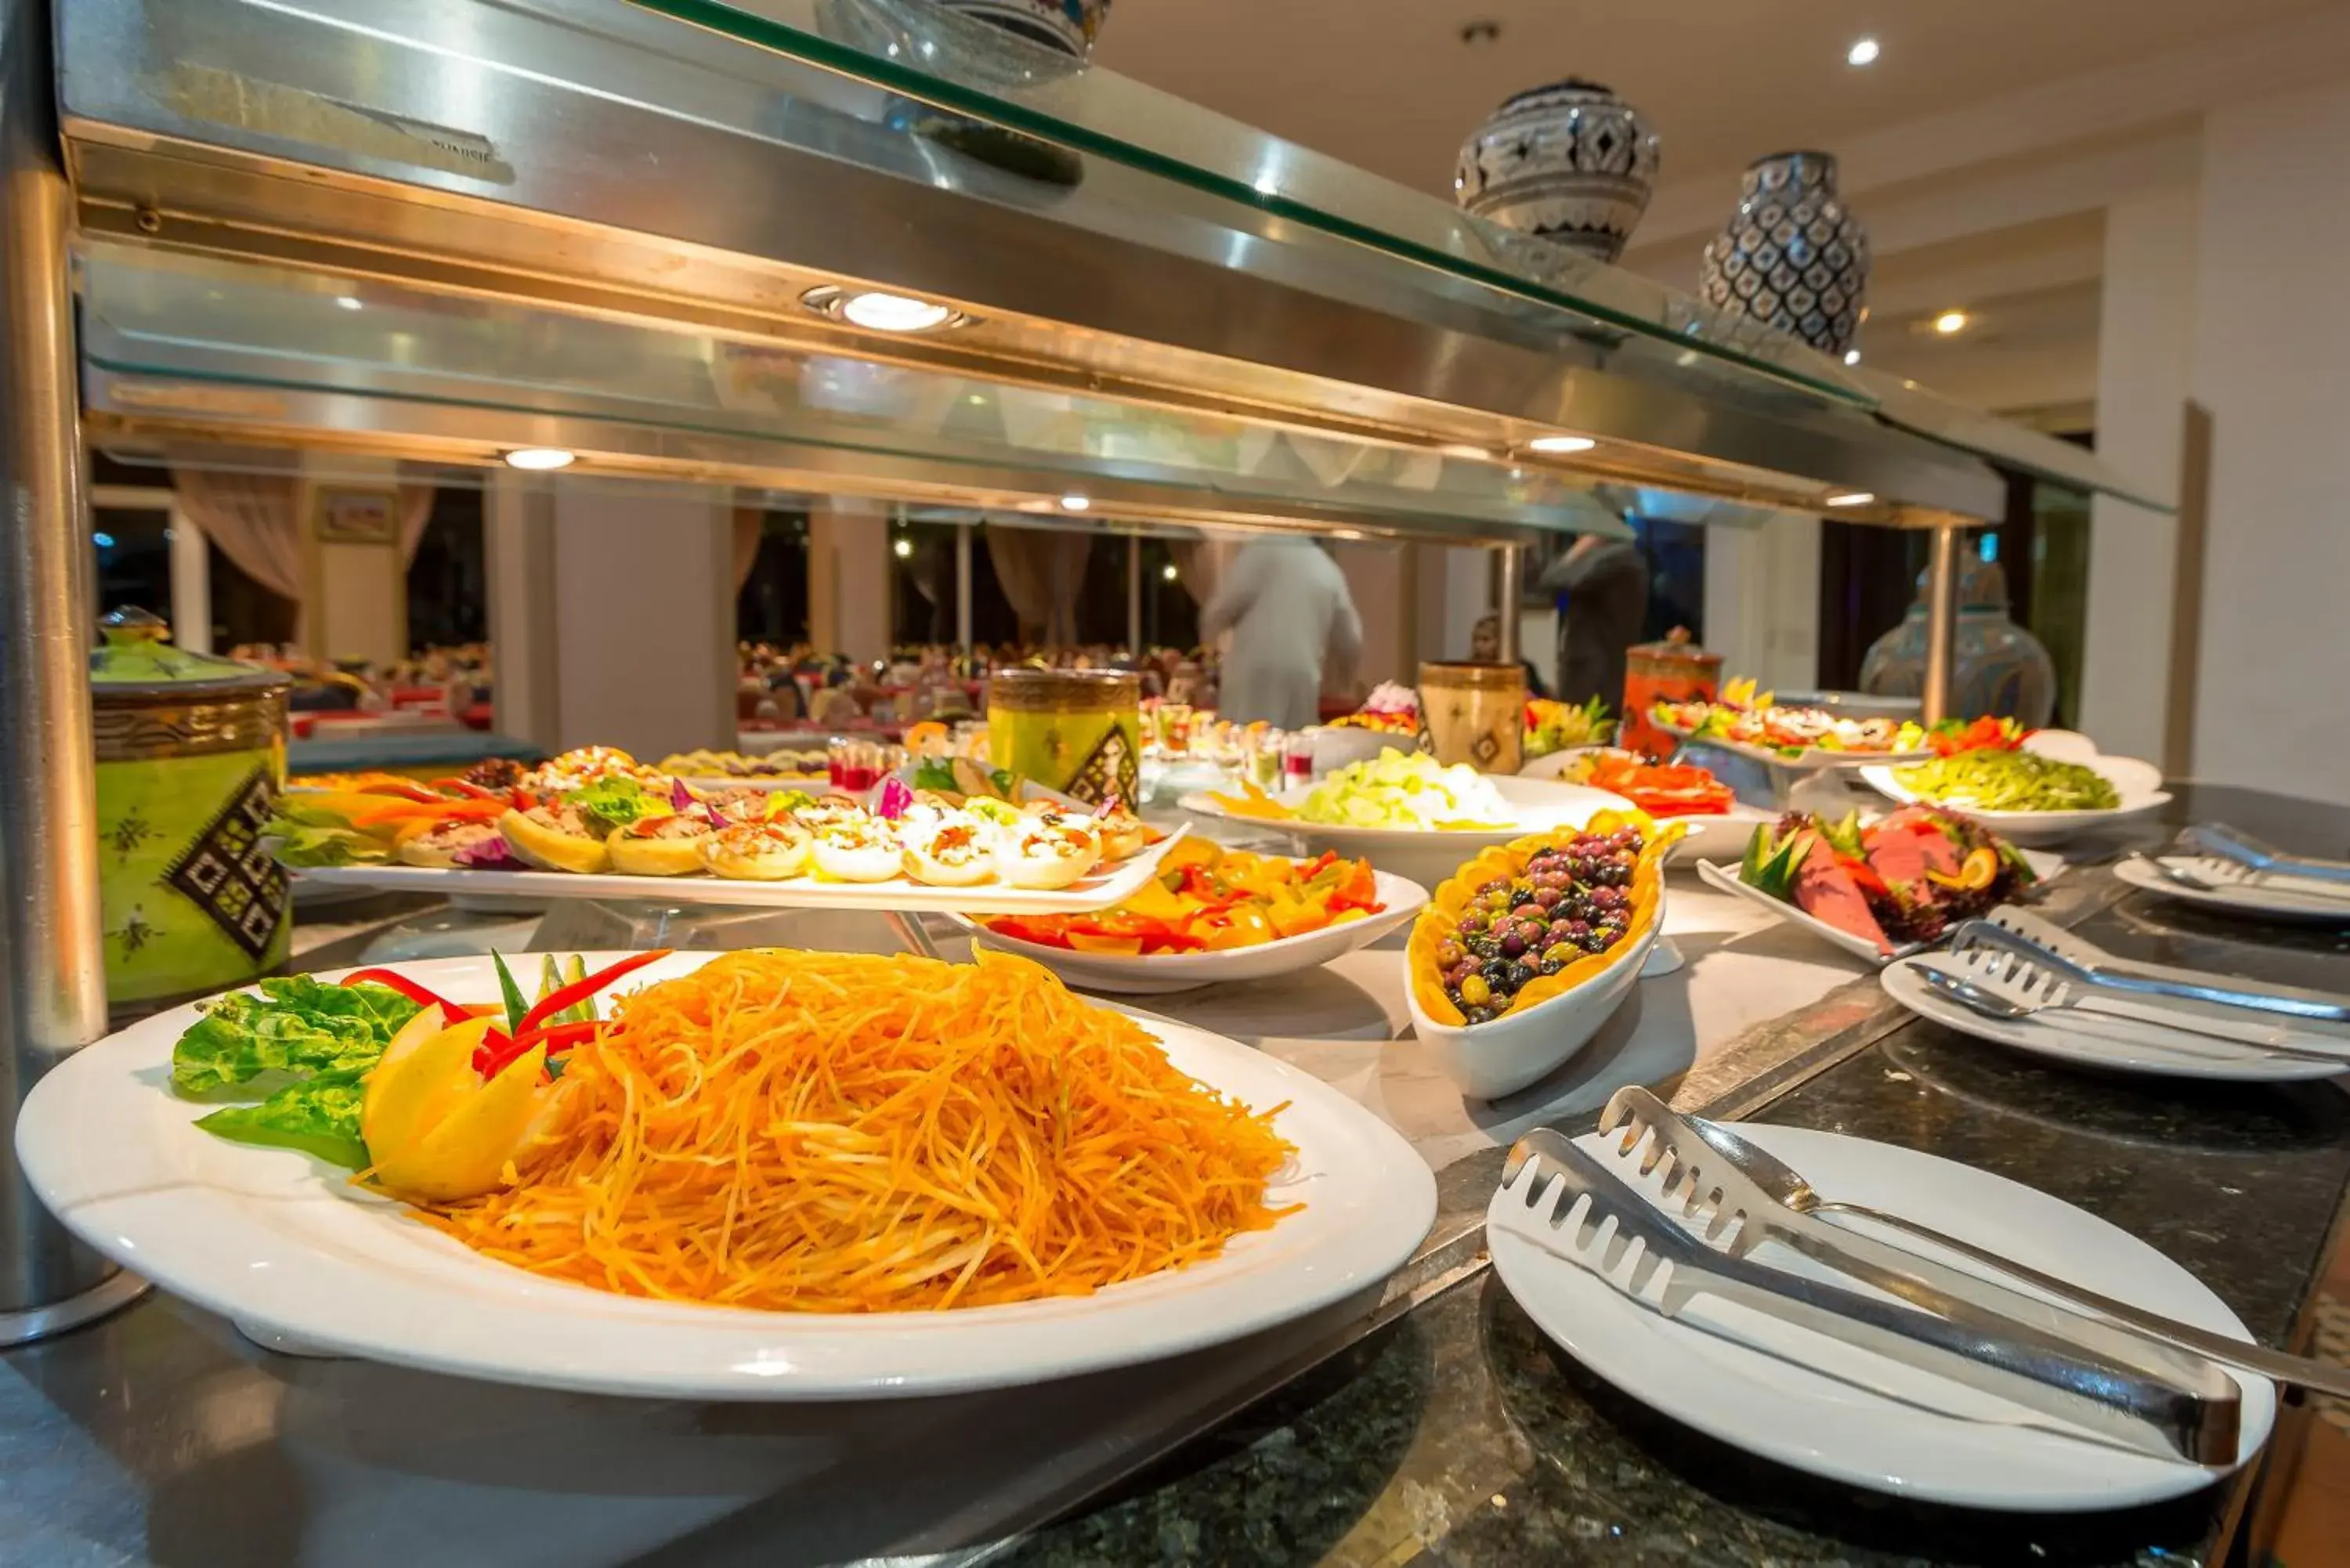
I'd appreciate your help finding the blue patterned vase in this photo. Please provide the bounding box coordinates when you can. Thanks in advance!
[1454,80,1661,263]
[935,0,1108,56]
[1698,150,1870,356]
[1860,560,2056,728]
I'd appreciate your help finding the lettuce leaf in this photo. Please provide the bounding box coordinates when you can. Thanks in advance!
[269,822,390,867]
[193,1065,371,1169]
[171,977,421,1094]
[567,777,656,836]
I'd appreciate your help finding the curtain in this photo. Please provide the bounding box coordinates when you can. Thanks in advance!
[172,469,305,605]
[731,507,765,592]
[987,524,1090,645]
[397,482,437,565]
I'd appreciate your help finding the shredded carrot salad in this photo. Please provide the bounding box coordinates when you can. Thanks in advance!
[420,949,1297,1312]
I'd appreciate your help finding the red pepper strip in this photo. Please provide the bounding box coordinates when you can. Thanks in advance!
[356,779,443,804]
[514,948,674,1039]
[475,1019,605,1078]
[471,1026,521,1078]
[338,967,465,1015]
[520,1020,602,1056]
[436,778,501,800]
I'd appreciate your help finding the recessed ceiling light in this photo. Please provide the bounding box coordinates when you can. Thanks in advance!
[891,537,913,559]
[1843,349,1862,365]
[1847,37,1880,66]
[801,285,968,334]
[1527,435,1597,455]
[1933,310,1969,335]
[334,295,363,311]
[1161,562,1179,581]
[503,447,575,471]
[1059,493,1090,511]
[1824,491,1876,508]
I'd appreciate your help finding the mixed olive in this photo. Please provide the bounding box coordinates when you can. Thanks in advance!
[1434,828,1644,1024]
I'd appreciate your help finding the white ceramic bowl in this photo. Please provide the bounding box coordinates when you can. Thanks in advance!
[1407,913,1660,1100]
[1180,776,1635,891]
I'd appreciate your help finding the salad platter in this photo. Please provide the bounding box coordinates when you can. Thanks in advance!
[1180,750,1636,888]
[1517,746,1770,865]
[1862,730,2169,846]
[1697,807,2060,963]
[16,948,1437,1398]
[1650,679,1932,769]
[280,748,1184,915]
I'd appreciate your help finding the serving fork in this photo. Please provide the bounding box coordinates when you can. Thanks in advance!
[1497,1127,2238,1462]
[1592,1086,2350,1400]
[1909,952,2350,1063]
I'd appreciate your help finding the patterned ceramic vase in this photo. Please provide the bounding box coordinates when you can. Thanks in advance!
[935,0,1108,56]
[1698,150,1871,356]
[1454,80,1661,262]
[88,608,292,1017]
[1860,560,2056,728]
[1419,662,1525,775]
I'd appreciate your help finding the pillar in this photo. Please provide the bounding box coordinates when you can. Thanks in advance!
[1701,511,1821,693]
[484,470,561,752]
[808,500,891,664]
[2078,183,2197,762]
[168,501,212,654]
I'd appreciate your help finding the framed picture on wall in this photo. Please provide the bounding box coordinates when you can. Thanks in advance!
[315,486,400,545]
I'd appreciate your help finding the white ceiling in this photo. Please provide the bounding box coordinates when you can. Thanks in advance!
[1094,0,2344,205]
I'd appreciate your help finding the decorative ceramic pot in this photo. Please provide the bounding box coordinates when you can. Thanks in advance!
[935,0,1108,56]
[89,608,293,1017]
[987,668,1142,808]
[1698,150,1871,356]
[1620,627,1721,762]
[1454,79,1661,263]
[1419,662,1525,775]
[1860,561,2056,728]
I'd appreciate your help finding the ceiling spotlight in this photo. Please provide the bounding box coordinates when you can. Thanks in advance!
[1847,37,1880,66]
[1843,349,1862,365]
[334,295,363,311]
[1527,435,1597,455]
[891,537,913,559]
[1059,493,1090,511]
[1161,563,1179,581]
[1933,310,1969,335]
[801,285,967,334]
[503,447,575,471]
[1824,491,1876,508]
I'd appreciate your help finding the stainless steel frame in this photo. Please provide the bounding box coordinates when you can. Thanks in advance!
[0,0,139,1339]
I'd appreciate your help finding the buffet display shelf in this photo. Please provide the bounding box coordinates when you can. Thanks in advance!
[13,786,2348,1568]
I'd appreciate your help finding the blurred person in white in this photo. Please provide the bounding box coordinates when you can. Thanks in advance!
[1199,537,1362,729]
[1538,532,1650,712]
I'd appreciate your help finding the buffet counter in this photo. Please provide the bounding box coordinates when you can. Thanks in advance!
[6,785,2346,1567]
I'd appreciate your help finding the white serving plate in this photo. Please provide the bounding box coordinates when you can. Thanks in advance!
[1652,718,1929,771]
[1860,731,2171,847]
[1513,749,1770,867]
[954,869,1427,995]
[2114,855,2350,924]
[680,775,826,793]
[1694,850,2067,966]
[1178,777,1635,891]
[291,827,1188,916]
[1408,916,1659,1100]
[1488,1125,2275,1509]
[16,952,1436,1400]
[1881,956,2347,1082]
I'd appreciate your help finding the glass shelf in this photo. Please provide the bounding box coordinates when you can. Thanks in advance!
[79,242,1647,542]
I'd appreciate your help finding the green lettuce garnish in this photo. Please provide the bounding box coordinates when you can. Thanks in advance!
[268,820,390,867]
[567,777,656,836]
[171,976,421,1094]
[193,1066,371,1170]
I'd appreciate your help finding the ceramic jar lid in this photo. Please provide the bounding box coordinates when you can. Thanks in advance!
[89,607,292,704]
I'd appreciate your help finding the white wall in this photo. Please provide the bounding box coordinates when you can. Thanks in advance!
[1701,511,1820,694]
[2078,184,2198,763]
[2186,79,2350,800]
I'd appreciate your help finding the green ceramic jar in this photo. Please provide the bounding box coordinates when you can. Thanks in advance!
[89,608,293,1015]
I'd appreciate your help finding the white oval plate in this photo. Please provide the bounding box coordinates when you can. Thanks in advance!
[16,953,1437,1400]
[1488,1124,2275,1509]
[1179,776,1635,891]
[2114,855,2350,924]
[1694,852,2069,966]
[1513,750,1769,867]
[1881,956,2345,1082]
[953,869,1427,995]
[1860,732,2171,846]
[1651,719,1929,771]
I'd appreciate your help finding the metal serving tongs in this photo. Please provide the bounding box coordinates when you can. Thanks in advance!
[1584,1087,2350,1401]
[1950,905,2350,1025]
[2180,823,2350,888]
[1499,1125,2240,1464]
